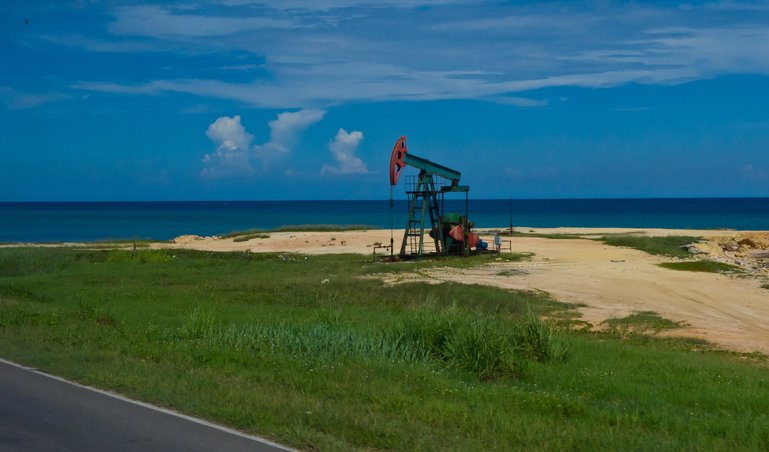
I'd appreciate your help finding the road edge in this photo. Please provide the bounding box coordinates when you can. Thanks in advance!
[0,357,294,451]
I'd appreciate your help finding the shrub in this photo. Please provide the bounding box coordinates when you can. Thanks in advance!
[516,313,568,362]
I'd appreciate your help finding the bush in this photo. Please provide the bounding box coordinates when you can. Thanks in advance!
[516,313,568,362]
[168,309,557,381]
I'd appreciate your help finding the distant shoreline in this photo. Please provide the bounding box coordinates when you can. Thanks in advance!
[2,198,767,242]
[2,196,769,204]
[4,226,767,247]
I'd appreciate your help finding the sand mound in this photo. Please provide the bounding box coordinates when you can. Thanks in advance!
[713,232,769,251]
[173,234,203,244]
[684,232,769,272]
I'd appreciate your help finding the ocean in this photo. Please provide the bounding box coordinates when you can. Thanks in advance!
[1,198,767,243]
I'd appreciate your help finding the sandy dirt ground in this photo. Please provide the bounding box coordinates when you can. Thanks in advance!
[6,227,768,354]
[149,227,769,355]
[425,236,769,355]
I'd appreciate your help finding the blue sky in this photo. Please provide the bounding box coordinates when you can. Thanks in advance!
[2,0,768,201]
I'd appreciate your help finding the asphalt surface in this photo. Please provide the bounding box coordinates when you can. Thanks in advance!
[0,359,289,451]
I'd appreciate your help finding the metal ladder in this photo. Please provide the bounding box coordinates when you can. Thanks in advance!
[401,173,444,257]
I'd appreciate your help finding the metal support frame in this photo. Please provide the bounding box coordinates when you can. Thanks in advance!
[389,136,472,259]
[400,171,445,258]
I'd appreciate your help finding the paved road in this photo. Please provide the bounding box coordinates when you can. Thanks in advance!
[0,359,289,451]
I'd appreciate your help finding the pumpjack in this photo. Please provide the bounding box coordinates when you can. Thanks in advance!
[389,136,478,258]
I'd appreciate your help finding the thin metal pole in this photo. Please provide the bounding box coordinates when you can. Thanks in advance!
[509,194,513,236]
[464,190,469,256]
[389,186,394,259]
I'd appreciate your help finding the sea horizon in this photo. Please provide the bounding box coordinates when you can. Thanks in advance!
[3,195,769,203]
[2,197,767,243]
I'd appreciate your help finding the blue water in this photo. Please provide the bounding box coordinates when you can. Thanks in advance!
[1,198,767,243]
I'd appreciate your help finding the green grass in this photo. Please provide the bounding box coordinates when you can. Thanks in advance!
[232,233,270,242]
[658,260,743,273]
[498,231,647,240]
[502,231,586,239]
[496,269,524,276]
[369,251,533,273]
[599,235,702,258]
[72,243,153,250]
[93,238,158,246]
[170,309,565,381]
[1,248,768,450]
[603,311,686,336]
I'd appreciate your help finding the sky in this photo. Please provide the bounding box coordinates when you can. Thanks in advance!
[1,0,769,201]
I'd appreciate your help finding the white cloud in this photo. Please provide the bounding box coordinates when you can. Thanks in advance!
[221,64,261,72]
[222,0,471,9]
[492,96,548,107]
[743,163,768,181]
[109,5,301,38]
[0,87,69,109]
[200,115,254,179]
[255,109,326,158]
[35,33,165,54]
[631,27,769,74]
[321,128,368,175]
[705,1,769,12]
[65,2,769,108]
[201,110,325,179]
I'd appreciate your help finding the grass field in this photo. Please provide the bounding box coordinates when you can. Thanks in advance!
[1,248,768,450]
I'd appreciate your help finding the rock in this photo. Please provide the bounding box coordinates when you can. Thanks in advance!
[684,243,710,255]
[738,238,758,249]
[685,241,724,256]
[713,233,769,252]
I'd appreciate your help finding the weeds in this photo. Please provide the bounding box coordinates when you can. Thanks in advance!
[232,233,270,242]
[94,239,156,246]
[106,249,173,264]
[366,252,532,274]
[0,284,52,303]
[501,231,585,240]
[602,311,686,336]
[516,313,568,362]
[392,313,533,380]
[658,260,742,273]
[166,309,565,381]
[599,235,702,258]
[496,269,523,276]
